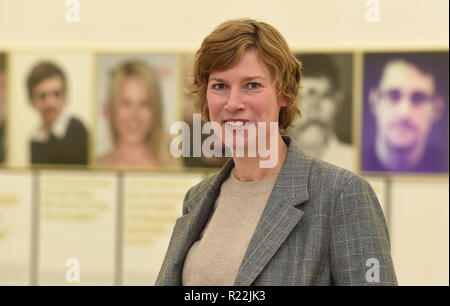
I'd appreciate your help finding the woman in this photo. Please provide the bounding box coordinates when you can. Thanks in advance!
[156,19,397,286]
[99,60,171,168]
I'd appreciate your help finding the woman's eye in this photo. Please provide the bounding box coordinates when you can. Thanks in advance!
[247,82,261,89]
[212,83,226,90]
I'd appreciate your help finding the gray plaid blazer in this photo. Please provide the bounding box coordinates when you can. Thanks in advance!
[156,137,397,286]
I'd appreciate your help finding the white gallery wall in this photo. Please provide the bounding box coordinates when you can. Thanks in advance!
[0,0,448,49]
[0,0,448,285]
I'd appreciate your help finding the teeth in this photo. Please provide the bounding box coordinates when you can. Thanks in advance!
[226,121,246,127]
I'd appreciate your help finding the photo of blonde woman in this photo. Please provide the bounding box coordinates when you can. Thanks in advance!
[99,60,172,168]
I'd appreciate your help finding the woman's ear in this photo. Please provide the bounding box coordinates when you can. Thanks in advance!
[278,95,288,107]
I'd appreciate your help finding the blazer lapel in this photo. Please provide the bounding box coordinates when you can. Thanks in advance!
[234,138,312,286]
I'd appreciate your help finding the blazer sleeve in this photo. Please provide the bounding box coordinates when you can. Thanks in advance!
[329,175,398,285]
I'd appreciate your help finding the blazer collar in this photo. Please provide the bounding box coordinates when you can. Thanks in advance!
[207,135,311,204]
[165,136,312,285]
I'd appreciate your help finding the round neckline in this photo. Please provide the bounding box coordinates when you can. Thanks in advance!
[221,170,278,197]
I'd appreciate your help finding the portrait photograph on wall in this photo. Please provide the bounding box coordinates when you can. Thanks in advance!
[8,52,92,168]
[361,51,449,174]
[0,53,6,164]
[95,53,178,169]
[285,53,355,171]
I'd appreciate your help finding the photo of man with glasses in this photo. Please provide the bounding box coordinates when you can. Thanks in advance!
[362,52,448,173]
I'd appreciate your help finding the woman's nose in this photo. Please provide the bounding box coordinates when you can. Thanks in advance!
[128,103,143,117]
[224,88,245,113]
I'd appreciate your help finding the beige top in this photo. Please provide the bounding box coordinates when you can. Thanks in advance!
[181,170,278,286]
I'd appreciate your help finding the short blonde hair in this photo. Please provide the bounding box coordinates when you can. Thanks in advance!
[191,18,302,130]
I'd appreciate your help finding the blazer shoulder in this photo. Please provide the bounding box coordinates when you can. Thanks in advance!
[308,156,371,198]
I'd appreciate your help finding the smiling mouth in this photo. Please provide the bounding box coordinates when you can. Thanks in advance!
[224,120,253,128]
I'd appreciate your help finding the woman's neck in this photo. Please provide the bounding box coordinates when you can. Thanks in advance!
[232,135,287,182]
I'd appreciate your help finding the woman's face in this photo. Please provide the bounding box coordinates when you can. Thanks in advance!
[206,49,286,153]
[112,76,153,145]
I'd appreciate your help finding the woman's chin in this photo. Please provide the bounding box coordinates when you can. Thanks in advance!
[222,138,260,158]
